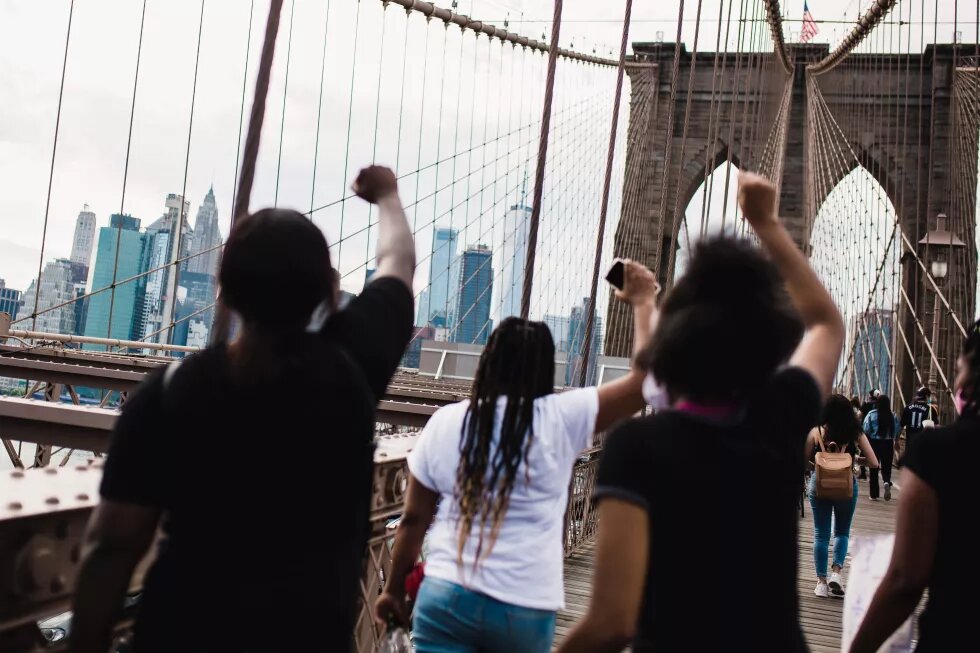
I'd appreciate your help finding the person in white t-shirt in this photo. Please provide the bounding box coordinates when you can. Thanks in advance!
[373,261,659,653]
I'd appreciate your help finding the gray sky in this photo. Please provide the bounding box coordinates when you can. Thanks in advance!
[0,0,973,321]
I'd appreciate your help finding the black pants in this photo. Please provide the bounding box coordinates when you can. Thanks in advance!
[869,438,894,498]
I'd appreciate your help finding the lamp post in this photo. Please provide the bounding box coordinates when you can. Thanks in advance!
[918,213,966,395]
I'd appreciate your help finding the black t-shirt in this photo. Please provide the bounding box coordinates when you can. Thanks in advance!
[100,278,414,652]
[902,415,980,651]
[596,367,821,652]
[901,401,937,433]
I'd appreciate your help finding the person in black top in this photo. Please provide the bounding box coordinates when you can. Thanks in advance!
[900,385,938,451]
[556,173,844,653]
[851,319,980,653]
[69,166,416,653]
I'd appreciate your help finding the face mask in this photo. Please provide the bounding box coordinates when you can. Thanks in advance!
[642,372,670,411]
[954,389,967,416]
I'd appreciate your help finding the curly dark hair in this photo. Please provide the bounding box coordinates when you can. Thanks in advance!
[637,237,803,401]
[220,208,332,329]
[454,318,555,566]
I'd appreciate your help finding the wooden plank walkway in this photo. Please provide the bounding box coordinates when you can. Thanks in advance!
[555,478,900,652]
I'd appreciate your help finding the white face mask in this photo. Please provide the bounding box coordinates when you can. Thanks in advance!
[642,372,670,411]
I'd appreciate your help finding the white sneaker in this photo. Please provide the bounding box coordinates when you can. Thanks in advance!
[829,572,845,596]
[814,581,829,598]
[884,483,892,501]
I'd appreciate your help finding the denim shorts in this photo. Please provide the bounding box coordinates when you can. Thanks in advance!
[412,577,556,653]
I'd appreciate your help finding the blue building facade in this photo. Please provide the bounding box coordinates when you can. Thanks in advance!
[0,281,22,318]
[852,309,894,397]
[453,245,493,345]
[420,227,460,328]
[83,214,149,347]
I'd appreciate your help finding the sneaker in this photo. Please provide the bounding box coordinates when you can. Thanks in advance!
[814,581,829,598]
[829,572,845,596]
[884,483,892,501]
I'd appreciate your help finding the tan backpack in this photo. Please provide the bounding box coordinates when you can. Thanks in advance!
[813,428,854,501]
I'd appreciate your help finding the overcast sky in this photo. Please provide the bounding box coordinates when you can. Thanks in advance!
[1,0,974,322]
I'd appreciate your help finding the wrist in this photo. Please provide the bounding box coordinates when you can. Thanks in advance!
[378,191,401,206]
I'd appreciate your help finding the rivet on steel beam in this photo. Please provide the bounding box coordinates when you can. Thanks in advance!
[11,470,24,479]
[8,501,23,510]
[46,497,60,505]
[77,493,90,501]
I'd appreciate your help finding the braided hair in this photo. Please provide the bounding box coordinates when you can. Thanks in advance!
[454,318,555,566]
[957,318,980,418]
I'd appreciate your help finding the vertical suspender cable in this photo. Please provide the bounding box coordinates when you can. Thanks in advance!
[105,0,148,347]
[577,0,632,387]
[165,0,207,346]
[520,0,564,320]
[30,0,75,331]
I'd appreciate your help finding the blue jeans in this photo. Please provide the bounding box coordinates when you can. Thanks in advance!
[808,477,859,577]
[413,577,556,653]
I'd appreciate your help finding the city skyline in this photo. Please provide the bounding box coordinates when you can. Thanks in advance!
[3,187,222,351]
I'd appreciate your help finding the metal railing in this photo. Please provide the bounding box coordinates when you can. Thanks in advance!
[0,433,603,652]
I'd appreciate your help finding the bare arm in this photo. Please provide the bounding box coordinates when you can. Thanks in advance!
[804,428,817,469]
[850,469,937,653]
[595,262,660,432]
[69,501,160,653]
[352,166,416,290]
[738,172,844,402]
[374,474,439,626]
[555,498,649,653]
[856,434,880,469]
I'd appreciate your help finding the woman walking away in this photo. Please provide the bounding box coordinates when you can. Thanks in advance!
[70,167,416,653]
[807,394,880,599]
[374,262,659,653]
[850,320,980,653]
[556,172,844,653]
[863,394,900,500]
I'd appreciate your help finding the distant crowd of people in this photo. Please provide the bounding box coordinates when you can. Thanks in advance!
[67,167,976,653]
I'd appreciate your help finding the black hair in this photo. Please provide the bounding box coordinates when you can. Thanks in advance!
[638,237,803,401]
[850,396,861,411]
[454,318,555,565]
[875,394,895,437]
[220,208,333,330]
[958,318,980,418]
[822,394,862,449]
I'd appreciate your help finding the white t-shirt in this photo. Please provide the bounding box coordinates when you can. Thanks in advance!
[407,387,599,611]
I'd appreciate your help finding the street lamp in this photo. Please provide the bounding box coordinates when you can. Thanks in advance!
[917,213,966,394]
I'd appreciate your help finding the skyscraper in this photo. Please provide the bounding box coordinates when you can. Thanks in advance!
[141,194,191,343]
[566,297,603,386]
[453,244,493,345]
[0,279,23,317]
[70,205,97,271]
[187,186,222,277]
[543,314,571,352]
[494,204,531,320]
[83,214,150,345]
[16,259,79,335]
[852,309,894,397]
[424,227,460,328]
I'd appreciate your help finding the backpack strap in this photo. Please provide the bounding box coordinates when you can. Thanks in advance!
[815,427,827,453]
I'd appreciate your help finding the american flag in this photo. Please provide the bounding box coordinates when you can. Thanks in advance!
[801,1,819,43]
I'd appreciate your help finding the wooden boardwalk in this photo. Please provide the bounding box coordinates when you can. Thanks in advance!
[556,479,900,651]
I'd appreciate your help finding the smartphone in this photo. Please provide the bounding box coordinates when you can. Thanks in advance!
[605,259,625,290]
